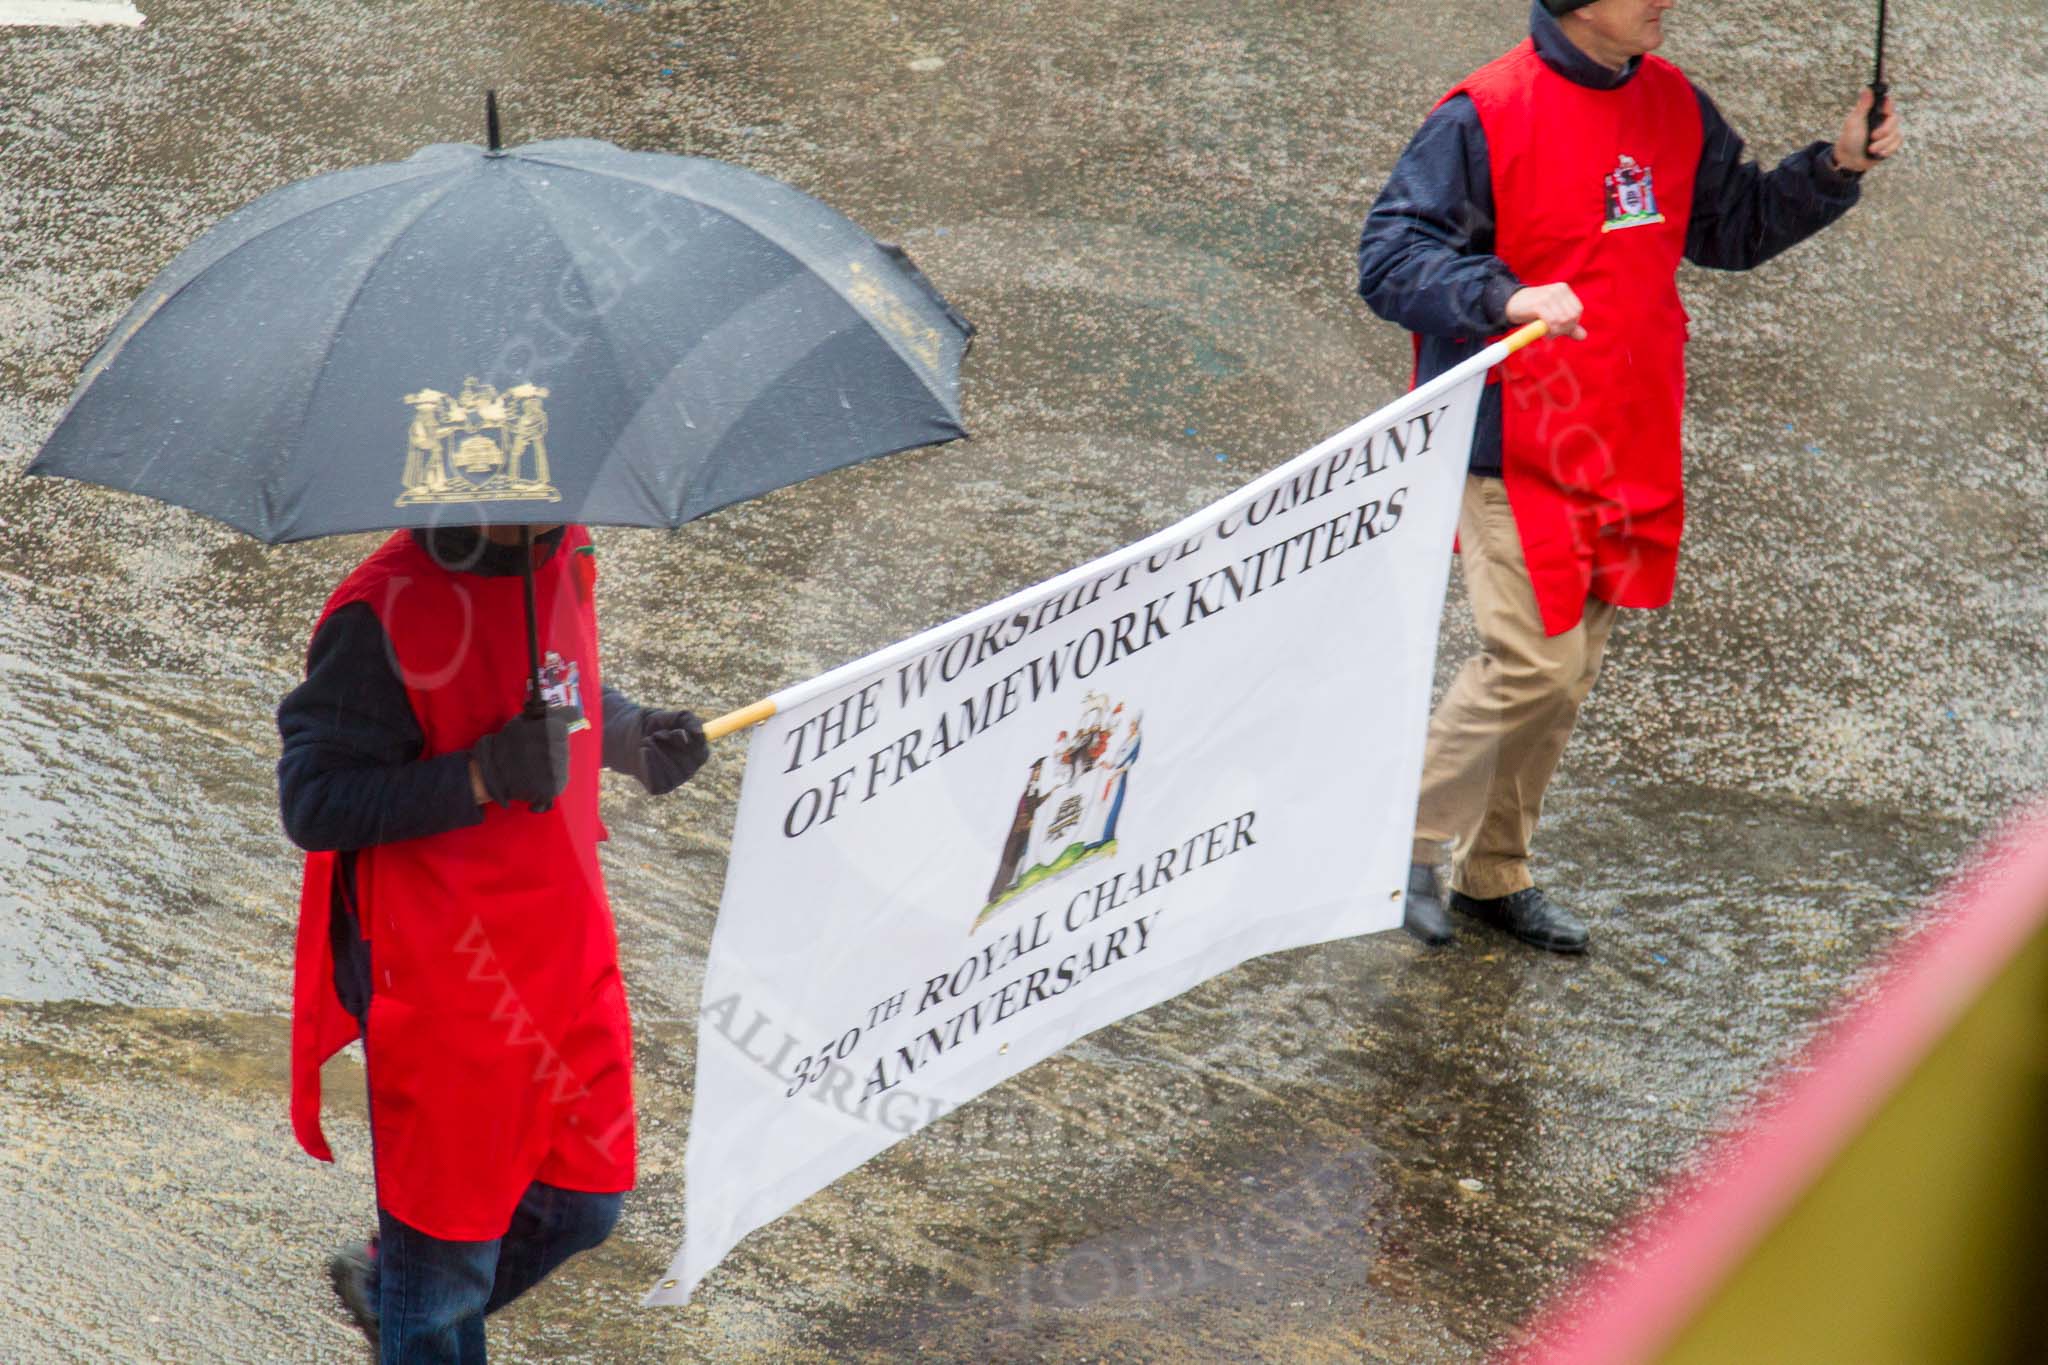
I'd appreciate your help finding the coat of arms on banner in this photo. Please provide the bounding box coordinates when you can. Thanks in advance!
[977,691,1143,930]
[540,650,590,733]
[395,377,561,506]
[1601,154,1664,233]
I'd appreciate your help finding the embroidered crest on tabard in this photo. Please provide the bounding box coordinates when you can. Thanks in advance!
[540,650,591,734]
[396,378,561,507]
[1602,154,1665,233]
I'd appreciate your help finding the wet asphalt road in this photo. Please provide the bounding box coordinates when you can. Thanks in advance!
[2,0,2045,1360]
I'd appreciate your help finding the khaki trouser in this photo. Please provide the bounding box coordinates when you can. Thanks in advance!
[1413,475,1617,899]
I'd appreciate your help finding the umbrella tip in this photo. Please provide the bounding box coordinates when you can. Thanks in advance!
[486,89,502,154]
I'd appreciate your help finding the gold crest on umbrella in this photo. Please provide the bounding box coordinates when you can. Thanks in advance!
[845,261,944,371]
[396,377,561,506]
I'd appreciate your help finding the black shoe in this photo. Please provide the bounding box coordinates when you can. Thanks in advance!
[1449,886,1588,954]
[327,1239,380,1351]
[1402,862,1453,945]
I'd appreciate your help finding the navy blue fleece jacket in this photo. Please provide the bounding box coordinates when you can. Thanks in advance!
[1356,0,1862,475]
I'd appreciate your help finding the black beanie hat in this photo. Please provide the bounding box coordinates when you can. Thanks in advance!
[1544,0,1600,13]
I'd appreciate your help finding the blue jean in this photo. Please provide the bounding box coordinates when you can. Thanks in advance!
[373,1181,622,1364]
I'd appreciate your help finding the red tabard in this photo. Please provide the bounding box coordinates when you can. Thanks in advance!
[289,527,636,1240]
[1447,42,1703,635]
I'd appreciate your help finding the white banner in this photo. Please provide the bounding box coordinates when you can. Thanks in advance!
[649,359,1496,1306]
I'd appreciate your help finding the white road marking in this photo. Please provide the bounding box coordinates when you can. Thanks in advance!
[0,1,145,26]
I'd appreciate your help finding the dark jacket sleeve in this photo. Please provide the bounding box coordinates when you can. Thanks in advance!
[276,602,485,852]
[599,684,649,777]
[1685,86,1861,271]
[1357,96,1523,339]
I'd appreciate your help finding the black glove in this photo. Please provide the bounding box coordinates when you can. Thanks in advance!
[472,707,571,809]
[637,708,709,796]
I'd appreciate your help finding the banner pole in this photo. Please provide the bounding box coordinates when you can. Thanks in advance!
[705,698,778,743]
[700,318,1554,744]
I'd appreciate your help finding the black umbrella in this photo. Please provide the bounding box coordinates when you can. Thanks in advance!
[30,95,973,717]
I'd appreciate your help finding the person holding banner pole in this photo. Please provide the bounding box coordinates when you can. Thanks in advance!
[1356,0,1901,949]
[276,522,712,1361]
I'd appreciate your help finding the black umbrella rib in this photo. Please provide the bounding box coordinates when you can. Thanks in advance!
[151,166,453,314]
[162,161,456,291]
[684,411,966,528]
[508,156,824,295]
[265,175,474,543]
[121,168,448,535]
[70,166,455,406]
[673,316,964,522]
[503,169,652,478]
[517,157,961,396]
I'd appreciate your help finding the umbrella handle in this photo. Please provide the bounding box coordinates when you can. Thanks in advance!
[524,685,555,815]
[517,686,555,808]
[520,524,555,813]
[1865,79,1888,157]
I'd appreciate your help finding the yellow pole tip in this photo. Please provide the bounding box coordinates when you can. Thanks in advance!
[705,697,780,743]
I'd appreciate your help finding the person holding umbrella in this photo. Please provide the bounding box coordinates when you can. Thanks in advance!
[30,101,974,1361]
[1357,0,1902,950]
[275,513,708,1360]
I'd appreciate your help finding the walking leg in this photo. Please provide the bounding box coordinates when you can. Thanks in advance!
[375,1206,498,1365]
[485,1181,624,1315]
[1414,477,1517,868]
[1415,477,1617,899]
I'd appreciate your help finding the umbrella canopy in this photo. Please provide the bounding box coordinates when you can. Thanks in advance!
[29,135,973,543]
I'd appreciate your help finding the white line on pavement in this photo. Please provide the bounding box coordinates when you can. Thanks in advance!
[0,1,145,26]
